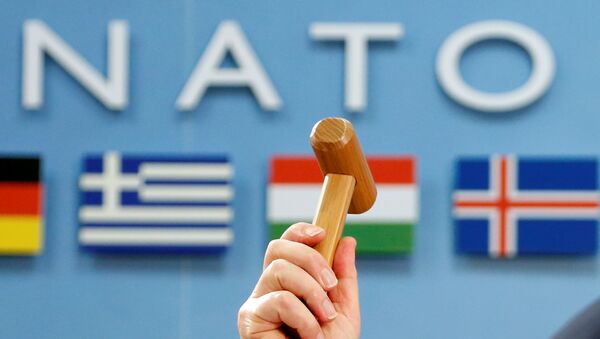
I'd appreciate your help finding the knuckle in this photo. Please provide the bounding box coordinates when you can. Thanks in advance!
[282,222,313,241]
[273,290,296,308]
[266,239,288,257]
[266,239,279,254]
[264,240,282,264]
[237,302,256,337]
[266,258,290,284]
[237,307,249,324]
[286,222,303,233]
[238,298,257,320]
[269,258,288,272]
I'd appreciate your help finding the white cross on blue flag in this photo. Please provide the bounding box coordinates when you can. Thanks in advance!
[78,152,234,253]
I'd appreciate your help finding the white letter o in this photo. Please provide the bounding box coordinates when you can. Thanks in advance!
[436,20,555,112]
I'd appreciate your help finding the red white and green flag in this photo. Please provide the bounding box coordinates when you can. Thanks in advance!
[268,156,418,254]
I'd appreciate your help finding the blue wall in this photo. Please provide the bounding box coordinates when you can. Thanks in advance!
[1,0,600,338]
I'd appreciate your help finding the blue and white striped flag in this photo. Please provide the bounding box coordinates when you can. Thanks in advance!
[78,152,234,253]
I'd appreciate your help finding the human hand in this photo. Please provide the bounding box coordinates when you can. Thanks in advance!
[238,222,360,339]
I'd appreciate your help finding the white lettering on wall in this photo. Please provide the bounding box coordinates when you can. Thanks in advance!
[310,23,404,112]
[177,21,282,111]
[436,20,555,112]
[22,20,129,110]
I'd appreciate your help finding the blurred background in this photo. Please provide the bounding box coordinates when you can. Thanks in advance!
[1,0,600,338]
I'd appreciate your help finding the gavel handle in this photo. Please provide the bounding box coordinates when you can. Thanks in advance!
[312,173,356,267]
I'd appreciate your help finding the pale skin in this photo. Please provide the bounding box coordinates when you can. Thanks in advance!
[238,222,361,339]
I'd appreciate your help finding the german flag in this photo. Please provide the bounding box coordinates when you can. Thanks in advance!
[0,157,43,255]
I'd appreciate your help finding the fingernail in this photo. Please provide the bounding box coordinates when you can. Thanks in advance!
[322,299,337,320]
[304,225,323,237]
[320,268,338,289]
[317,333,325,339]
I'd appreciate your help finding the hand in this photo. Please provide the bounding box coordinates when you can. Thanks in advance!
[238,222,360,339]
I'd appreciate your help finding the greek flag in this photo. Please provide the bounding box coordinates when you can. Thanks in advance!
[78,152,234,253]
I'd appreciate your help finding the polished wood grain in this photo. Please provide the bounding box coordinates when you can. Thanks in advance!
[312,173,356,266]
[310,117,377,213]
[309,117,377,266]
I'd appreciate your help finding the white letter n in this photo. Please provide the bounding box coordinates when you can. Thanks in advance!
[22,20,129,110]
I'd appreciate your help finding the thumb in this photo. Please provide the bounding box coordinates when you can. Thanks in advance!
[329,237,360,325]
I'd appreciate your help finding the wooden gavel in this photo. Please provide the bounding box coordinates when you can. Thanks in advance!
[310,117,377,266]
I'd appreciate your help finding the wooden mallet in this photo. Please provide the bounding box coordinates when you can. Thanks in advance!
[310,117,377,267]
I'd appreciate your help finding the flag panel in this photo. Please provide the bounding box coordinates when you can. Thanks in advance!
[78,152,234,253]
[0,216,42,254]
[0,156,43,255]
[270,156,327,184]
[268,185,417,222]
[268,155,418,254]
[455,219,489,255]
[454,155,599,258]
[0,157,40,182]
[455,158,489,190]
[367,157,415,184]
[517,159,597,190]
[0,183,42,215]
[270,223,413,254]
[517,219,598,255]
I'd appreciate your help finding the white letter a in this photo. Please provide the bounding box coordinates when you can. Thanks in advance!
[177,21,282,111]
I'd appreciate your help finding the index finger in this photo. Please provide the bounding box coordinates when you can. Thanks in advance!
[280,222,326,245]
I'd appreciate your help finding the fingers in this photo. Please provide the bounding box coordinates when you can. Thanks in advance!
[264,238,338,290]
[246,291,325,339]
[332,236,358,281]
[329,237,360,330]
[254,258,338,322]
[239,224,359,339]
[280,222,325,246]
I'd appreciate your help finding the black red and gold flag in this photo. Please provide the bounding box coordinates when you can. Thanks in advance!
[0,157,43,255]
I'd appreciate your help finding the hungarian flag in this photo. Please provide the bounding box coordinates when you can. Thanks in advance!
[0,157,43,255]
[268,156,418,254]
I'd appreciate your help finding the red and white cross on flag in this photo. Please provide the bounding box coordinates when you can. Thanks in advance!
[453,155,599,258]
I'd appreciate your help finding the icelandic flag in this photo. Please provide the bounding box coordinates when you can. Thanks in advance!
[78,152,234,253]
[454,155,599,258]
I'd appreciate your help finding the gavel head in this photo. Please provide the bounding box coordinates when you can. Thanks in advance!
[310,117,377,214]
